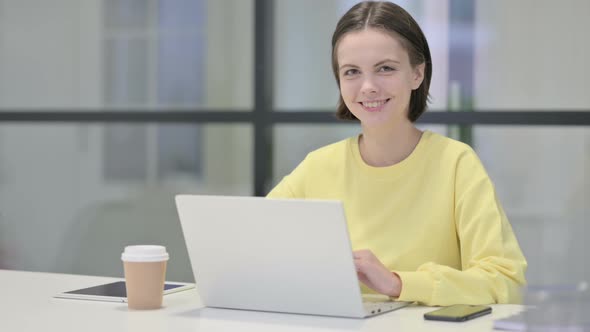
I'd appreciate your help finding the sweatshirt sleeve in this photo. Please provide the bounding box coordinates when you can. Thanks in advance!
[266,155,310,199]
[394,148,528,306]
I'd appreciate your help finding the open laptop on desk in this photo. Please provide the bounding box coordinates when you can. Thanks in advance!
[175,195,410,318]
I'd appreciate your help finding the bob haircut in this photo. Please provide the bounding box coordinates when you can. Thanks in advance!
[331,1,432,122]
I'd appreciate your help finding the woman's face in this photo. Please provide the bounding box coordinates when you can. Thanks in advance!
[336,28,424,129]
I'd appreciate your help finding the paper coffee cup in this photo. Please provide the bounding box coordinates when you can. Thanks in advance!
[121,245,169,310]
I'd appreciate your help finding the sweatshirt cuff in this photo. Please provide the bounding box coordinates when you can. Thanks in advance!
[394,271,434,304]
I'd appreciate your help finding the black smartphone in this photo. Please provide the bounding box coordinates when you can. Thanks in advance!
[424,304,492,322]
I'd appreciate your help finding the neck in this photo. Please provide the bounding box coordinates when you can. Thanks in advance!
[359,122,422,167]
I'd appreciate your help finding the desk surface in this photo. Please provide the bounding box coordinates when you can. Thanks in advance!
[1,269,524,332]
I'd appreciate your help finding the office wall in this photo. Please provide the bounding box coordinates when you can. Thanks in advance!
[472,0,590,284]
[0,0,100,273]
[0,0,253,281]
[0,0,588,287]
[474,0,590,109]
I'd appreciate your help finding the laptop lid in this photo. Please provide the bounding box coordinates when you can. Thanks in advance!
[175,195,367,318]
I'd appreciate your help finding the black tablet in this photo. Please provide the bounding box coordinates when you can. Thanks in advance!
[54,281,194,303]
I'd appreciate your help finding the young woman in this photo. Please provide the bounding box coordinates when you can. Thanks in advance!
[267,1,527,306]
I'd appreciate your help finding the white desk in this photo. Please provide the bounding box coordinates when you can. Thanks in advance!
[1,269,524,331]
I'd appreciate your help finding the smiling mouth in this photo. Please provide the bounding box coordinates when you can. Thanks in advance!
[359,98,391,111]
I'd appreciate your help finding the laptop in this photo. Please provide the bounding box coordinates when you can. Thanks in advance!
[175,195,411,318]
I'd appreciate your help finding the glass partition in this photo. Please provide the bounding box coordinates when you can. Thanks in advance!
[0,0,254,110]
[0,123,252,282]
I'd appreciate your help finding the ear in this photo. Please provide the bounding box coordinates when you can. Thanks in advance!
[411,63,425,90]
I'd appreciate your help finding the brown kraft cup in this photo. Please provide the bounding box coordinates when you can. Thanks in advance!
[121,245,169,310]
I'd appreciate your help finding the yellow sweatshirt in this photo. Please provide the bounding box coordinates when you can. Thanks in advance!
[267,130,527,306]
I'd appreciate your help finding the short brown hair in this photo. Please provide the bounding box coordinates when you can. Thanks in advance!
[331,1,432,122]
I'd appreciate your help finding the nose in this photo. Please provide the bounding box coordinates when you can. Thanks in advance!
[360,75,379,95]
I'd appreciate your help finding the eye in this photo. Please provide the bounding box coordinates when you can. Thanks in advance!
[378,66,395,73]
[342,68,360,77]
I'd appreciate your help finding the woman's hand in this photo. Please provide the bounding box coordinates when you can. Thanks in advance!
[353,249,402,297]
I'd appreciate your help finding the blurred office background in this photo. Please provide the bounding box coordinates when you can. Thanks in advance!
[0,0,588,287]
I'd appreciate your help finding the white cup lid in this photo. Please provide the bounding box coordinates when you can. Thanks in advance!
[121,245,169,262]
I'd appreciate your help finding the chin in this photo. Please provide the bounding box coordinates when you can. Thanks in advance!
[358,112,406,129]
[353,110,391,125]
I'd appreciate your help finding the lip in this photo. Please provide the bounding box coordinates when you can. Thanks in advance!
[359,98,391,112]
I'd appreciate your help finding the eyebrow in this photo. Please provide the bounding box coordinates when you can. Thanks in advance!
[339,59,401,71]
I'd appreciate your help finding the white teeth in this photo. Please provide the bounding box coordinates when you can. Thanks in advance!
[363,100,386,108]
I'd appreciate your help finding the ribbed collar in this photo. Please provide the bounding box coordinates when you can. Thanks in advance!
[348,130,431,180]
